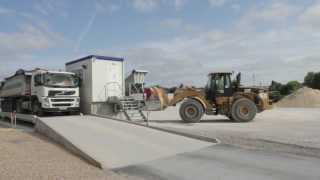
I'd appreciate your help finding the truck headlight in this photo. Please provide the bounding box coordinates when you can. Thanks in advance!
[43,97,50,106]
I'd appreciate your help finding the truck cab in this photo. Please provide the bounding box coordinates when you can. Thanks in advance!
[29,70,80,115]
[0,69,80,115]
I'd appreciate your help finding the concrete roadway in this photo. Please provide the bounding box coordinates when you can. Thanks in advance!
[3,111,319,180]
[39,115,212,169]
[115,144,320,180]
[38,115,320,180]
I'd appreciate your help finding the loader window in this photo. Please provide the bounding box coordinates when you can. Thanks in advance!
[225,75,231,88]
[215,75,225,94]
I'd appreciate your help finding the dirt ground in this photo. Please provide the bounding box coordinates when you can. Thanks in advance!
[0,125,125,180]
[147,107,320,157]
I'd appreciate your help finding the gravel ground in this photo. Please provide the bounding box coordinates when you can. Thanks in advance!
[0,125,126,180]
[147,107,320,158]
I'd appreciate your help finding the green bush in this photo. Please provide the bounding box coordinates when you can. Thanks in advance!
[269,80,302,101]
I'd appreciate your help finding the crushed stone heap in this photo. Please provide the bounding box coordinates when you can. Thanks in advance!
[276,87,320,108]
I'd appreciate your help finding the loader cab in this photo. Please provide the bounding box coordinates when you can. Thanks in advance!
[205,72,233,100]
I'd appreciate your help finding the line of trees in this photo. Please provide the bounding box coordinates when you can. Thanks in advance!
[304,72,320,90]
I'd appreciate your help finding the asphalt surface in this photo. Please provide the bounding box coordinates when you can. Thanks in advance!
[39,115,212,169]
[115,144,320,180]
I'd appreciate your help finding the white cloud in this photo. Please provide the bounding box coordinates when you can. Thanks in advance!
[160,18,183,29]
[208,0,228,7]
[0,6,15,14]
[174,0,187,9]
[95,1,120,13]
[0,24,66,79]
[132,0,160,12]
[237,2,300,28]
[300,1,320,29]
[33,0,68,17]
[231,3,240,11]
[0,24,62,53]
[96,1,320,86]
[132,0,188,12]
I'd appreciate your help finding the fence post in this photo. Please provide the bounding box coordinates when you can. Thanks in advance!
[10,111,16,128]
[14,111,16,128]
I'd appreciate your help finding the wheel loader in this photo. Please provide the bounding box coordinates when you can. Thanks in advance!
[145,72,271,123]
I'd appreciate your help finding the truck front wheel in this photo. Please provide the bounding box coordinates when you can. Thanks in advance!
[231,98,257,122]
[32,99,44,116]
[179,99,204,123]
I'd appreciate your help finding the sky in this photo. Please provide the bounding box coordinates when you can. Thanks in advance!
[0,0,320,86]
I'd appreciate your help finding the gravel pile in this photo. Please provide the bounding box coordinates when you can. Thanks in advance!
[276,87,320,108]
[0,127,126,180]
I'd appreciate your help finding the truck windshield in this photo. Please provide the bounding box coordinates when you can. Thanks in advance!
[44,73,79,88]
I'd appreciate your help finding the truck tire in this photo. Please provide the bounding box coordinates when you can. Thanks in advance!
[32,99,44,116]
[231,98,257,122]
[179,99,204,123]
[16,100,22,113]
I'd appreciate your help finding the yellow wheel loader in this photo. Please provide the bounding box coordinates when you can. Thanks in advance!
[146,72,271,123]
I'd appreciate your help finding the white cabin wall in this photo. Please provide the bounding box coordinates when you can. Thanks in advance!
[91,58,124,102]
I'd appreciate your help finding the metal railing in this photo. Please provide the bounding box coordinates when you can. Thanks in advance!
[10,111,16,128]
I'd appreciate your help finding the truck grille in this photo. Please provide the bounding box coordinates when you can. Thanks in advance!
[51,99,74,102]
[49,91,75,97]
[53,104,72,107]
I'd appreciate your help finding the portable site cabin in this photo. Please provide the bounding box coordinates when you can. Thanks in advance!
[65,55,124,115]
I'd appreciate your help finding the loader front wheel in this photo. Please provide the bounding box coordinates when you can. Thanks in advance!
[231,98,257,122]
[179,99,204,123]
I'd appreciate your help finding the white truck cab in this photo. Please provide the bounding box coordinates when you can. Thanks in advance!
[30,70,80,114]
[0,68,80,115]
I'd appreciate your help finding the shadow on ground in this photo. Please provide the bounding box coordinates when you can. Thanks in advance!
[149,119,236,124]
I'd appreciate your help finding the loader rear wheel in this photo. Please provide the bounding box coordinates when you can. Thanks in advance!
[179,99,204,123]
[231,98,257,122]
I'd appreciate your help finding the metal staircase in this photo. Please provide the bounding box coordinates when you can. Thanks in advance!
[119,97,147,121]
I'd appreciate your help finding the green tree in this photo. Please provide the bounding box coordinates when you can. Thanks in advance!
[269,81,282,91]
[304,72,315,88]
[304,72,320,90]
[313,72,320,89]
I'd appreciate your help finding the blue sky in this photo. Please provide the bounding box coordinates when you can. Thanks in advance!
[0,0,320,86]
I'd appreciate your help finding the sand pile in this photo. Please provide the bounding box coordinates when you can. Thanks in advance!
[276,87,320,108]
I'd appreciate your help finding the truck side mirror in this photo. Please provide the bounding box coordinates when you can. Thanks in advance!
[77,76,82,87]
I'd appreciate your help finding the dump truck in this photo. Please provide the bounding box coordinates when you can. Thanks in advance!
[146,72,271,123]
[0,68,80,115]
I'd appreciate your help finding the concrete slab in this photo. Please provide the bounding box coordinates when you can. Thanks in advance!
[116,144,320,180]
[37,115,212,169]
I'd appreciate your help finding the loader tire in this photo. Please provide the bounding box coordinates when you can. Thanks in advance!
[231,98,257,122]
[179,99,204,123]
